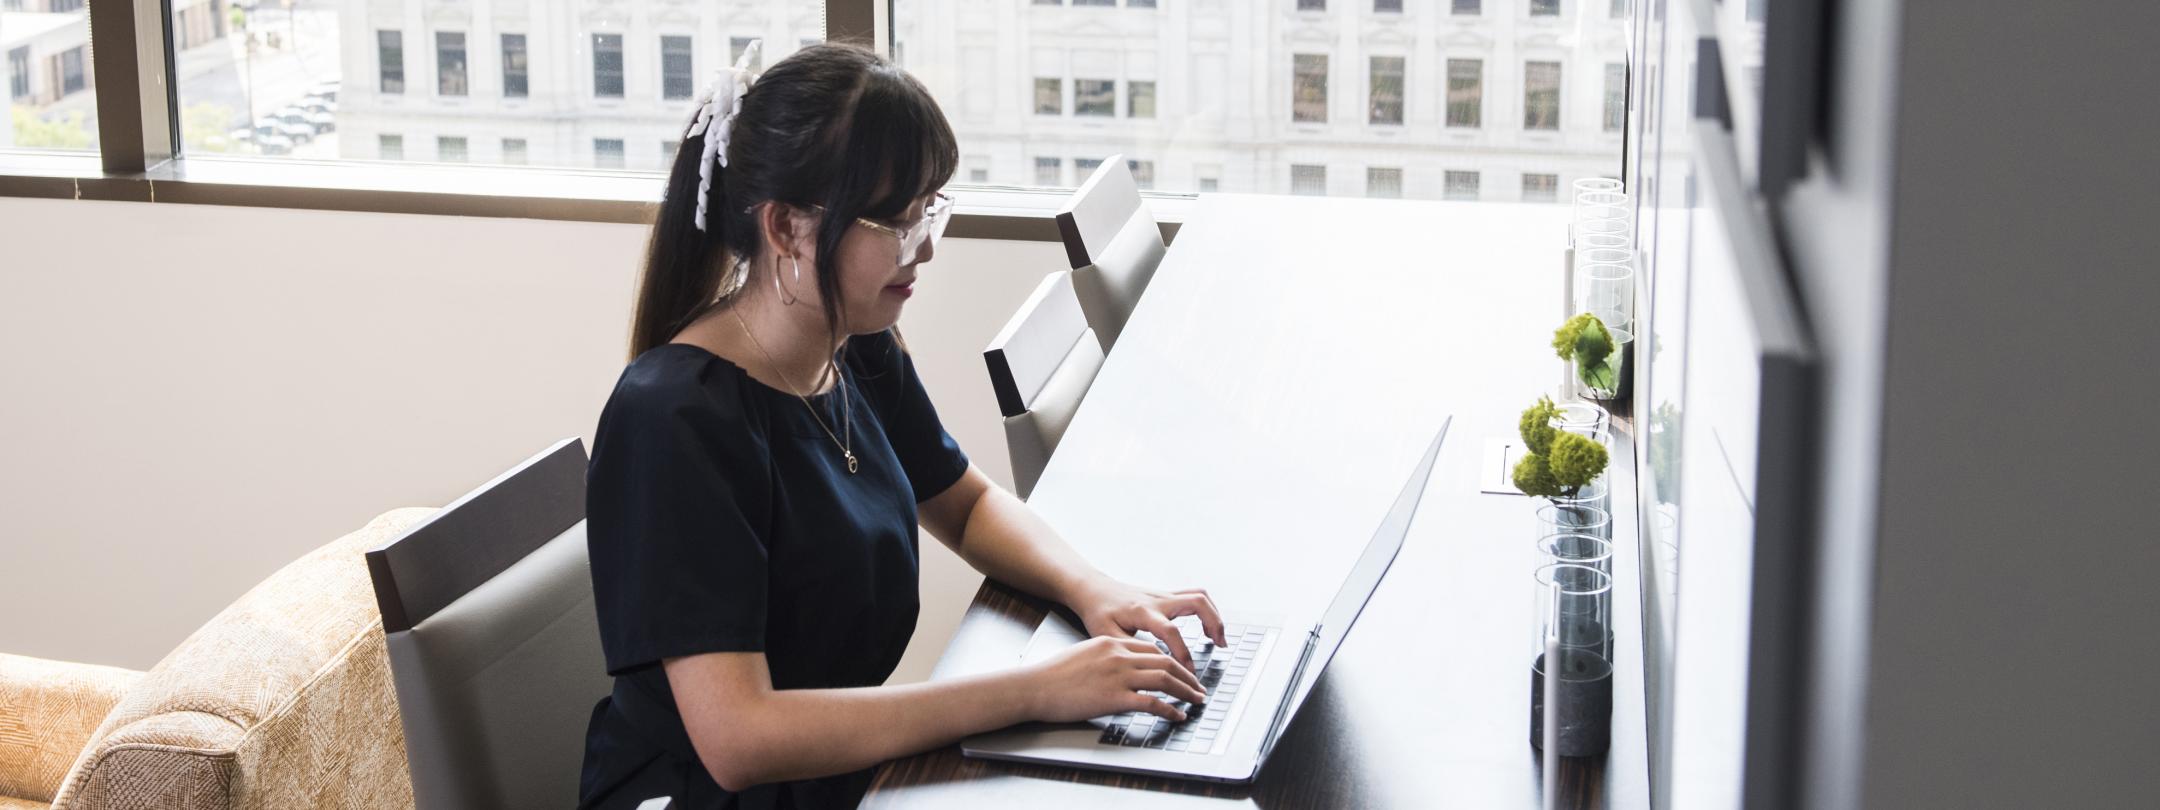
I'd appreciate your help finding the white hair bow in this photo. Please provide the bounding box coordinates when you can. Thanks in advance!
[684,39,763,232]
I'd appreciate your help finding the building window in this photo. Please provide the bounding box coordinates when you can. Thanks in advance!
[970,167,990,182]
[662,36,694,100]
[1368,56,1404,125]
[1523,173,1559,202]
[1035,157,1061,186]
[1747,0,1765,21]
[437,136,468,163]
[378,134,404,160]
[1297,0,1325,10]
[1199,177,1220,192]
[1033,0,1059,5]
[1129,80,1156,118]
[435,32,467,97]
[593,34,624,98]
[501,34,528,98]
[1128,159,1155,189]
[378,30,404,94]
[1524,61,1562,131]
[1034,78,1062,115]
[1075,157,1104,179]
[1075,79,1115,116]
[502,138,528,165]
[1444,170,1480,201]
[1290,164,1327,196]
[58,47,83,95]
[1446,59,1482,128]
[1292,54,1328,123]
[8,47,29,100]
[1531,0,1560,16]
[1453,0,1481,13]
[1612,0,1628,18]
[1130,0,1158,7]
[1604,63,1627,131]
[1073,0,1114,6]
[1375,0,1402,11]
[595,138,625,169]
[1367,167,1403,199]
[730,38,761,72]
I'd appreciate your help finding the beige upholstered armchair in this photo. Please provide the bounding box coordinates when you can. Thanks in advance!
[0,508,438,810]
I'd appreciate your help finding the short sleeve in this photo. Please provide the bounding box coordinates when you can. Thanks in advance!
[586,357,774,676]
[849,330,972,503]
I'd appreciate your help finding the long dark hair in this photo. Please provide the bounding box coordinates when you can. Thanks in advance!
[629,43,958,361]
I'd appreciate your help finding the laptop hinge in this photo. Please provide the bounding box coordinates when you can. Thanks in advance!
[1257,626,1322,760]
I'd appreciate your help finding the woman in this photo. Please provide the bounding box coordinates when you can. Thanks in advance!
[578,43,1224,809]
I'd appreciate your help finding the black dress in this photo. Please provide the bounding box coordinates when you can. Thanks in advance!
[577,329,971,810]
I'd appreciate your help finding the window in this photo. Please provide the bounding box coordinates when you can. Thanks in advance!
[970,167,990,182]
[378,31,404,94]
[1033,0,1060,5]
[501,34,529,98]
[1524,61,1561,131]
[1367,167,1402,198]
[1604,63,1627,132]
[1444,170,1480,200]
[1747,0,1765,21]
[1612,0,1628,18]
[502,138,528,165]
[59,47,83,95]
[8,47,27,100]
[1074,0,1114,6]
[886,2,1626,199]
[593,34,624,98]
[1128,159,1154,189]
[1292,54,1328,123]
[1297,0,1325,10]
[1075,79,1115,117]
[594,138,625,169]
[1129,80,1156,118]
[1531,0,1560,16]
[1035,78,1063,115]
[663,36,694,101]
[1130,0,1158,7]
[1290,164,1327,196]
[437,136,468,163]
[436,32,467,97]
[1446,59,1482,128]
[1075,157,1104,179]
[1369,56,1404,125]
[378,134,404,160]
[1523,172,1559,202]
[730,38,761,72]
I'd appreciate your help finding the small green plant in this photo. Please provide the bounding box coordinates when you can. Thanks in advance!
[1553,312,1619,394]
[1512,396,1610,499]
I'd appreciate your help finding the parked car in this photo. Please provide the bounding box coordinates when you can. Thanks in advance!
[274,107,321,135]
[304,110,336,133]
[257,115,313,145]
[307,81,339,103]
[300,94,336,115]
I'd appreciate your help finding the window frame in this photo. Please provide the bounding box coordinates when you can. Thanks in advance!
[0,0,1629,242]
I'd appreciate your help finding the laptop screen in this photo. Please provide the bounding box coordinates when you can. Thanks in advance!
[1274,418,1449,731]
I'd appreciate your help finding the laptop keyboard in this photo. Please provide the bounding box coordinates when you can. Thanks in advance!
[1095,621,1267,753]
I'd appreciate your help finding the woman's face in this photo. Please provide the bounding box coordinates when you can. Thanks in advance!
[822,194,937,335]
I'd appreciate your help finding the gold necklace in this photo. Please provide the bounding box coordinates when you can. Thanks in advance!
[732,307,858,474]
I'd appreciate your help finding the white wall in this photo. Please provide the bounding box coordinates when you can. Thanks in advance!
[0,195,1060,686]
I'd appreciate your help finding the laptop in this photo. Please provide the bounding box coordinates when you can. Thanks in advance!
[960,417,1450,783]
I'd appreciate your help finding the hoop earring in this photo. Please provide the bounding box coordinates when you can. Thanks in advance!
[774,254,801,306]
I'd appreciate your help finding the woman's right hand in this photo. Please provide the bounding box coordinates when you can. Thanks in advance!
[1021,636,1209,724]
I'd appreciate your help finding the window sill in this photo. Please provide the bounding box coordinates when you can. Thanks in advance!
[0,154,1191,243]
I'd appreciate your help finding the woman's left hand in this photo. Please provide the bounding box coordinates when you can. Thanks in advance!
[1066,578,1228,674]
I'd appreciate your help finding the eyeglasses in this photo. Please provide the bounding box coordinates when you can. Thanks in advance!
[816,192,954,268]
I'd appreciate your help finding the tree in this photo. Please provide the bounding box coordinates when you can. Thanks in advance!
[11,107,94,150]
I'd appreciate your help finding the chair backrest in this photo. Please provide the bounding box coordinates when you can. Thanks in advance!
[365,438,609,810]
[1056,154,1167,351]
[985,271,1106,498]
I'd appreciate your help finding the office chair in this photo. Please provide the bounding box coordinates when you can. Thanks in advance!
[365,438,614,810]
[1055,153,1167,352]
[984,270,1107,499]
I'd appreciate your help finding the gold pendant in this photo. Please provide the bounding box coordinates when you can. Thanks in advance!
[845,451,859,474]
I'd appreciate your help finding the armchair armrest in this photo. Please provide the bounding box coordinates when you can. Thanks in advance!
[0,654,142,805]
